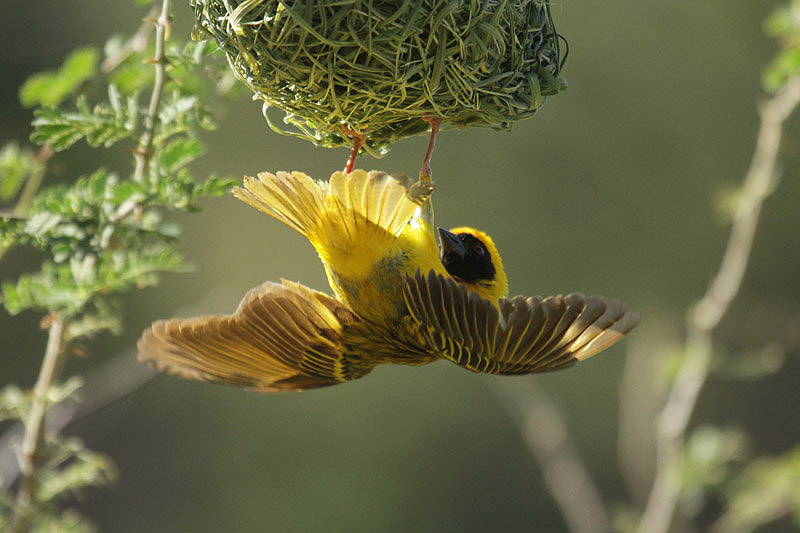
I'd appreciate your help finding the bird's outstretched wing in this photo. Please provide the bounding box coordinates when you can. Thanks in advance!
[403,271,640,375]
[138,281,373,392]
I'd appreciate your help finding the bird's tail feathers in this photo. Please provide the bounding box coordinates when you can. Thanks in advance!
[234,169,434,240]
[328,170,434,238]
[234,171,327,237]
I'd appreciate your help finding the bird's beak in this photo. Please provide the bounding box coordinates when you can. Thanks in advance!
[438,227,466,259]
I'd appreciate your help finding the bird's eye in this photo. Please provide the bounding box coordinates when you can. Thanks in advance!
[474,244,485,255]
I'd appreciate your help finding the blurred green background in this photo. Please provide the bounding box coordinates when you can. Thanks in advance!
[2,1,800,531]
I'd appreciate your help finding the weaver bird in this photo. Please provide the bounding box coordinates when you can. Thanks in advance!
[138,169,639,392]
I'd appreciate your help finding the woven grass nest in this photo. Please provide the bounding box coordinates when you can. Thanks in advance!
[191,0,567,153]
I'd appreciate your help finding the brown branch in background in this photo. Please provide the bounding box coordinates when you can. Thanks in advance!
[637,75,800,533]
[489,379,611,533]
[100,6,159,74]
[11,318,65,533]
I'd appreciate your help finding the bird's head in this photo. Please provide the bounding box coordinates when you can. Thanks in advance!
[438,226,509,304]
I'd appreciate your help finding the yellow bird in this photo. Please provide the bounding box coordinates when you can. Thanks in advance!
[138,170,639,391]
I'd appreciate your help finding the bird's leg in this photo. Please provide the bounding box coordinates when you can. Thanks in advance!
[419,116,442,183]
[342,126,365,174]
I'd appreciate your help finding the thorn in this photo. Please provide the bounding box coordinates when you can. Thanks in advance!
[39,313,56,330]
[419,116,442,183]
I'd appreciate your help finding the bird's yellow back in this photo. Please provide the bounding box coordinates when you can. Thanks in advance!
[234,169,443,321]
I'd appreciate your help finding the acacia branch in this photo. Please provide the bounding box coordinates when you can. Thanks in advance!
[7,6,173,530]
[0,145,54,265]
[637,75,800,533]
[0,348,155,490]
[132,0,171,184]
[489,380,610,533]
[100,5,159,74]
[11,318,65,533]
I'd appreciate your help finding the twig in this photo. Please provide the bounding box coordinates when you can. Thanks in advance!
[637,75,800,533]
[132,0,171,184]
[100,5,159,74]
[6,6,172,531]
[0,145,54,265]
[0,348,156,490]
[14,145,53,217]
[489,379,611,533]
[11,318,66,533]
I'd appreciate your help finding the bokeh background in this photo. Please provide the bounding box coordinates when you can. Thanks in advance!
[2,1,799,531]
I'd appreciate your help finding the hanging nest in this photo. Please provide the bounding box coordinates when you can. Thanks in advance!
[191,0,567,154]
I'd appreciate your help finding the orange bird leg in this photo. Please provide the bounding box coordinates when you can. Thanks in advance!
[419,117,442,183]
[342,127,365,174]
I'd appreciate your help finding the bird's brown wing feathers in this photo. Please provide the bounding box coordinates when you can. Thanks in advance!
[403,271,640,375]
[138,281,373,392]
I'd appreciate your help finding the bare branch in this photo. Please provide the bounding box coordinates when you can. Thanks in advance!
[637,75,800,533]
[0,348,155,490]
[11,318,65,533]
[100,5,159,74]
[132,0,171,184]
[489,379,611,533]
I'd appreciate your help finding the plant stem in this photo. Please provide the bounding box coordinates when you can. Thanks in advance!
[0,145,54,265]
[637,75,800,533]
[11,318,66,533]
[100,5,159,74]
[132,0,171,184]
[489,380,610,533]
[0,347,155,490]
[13,145,53,217]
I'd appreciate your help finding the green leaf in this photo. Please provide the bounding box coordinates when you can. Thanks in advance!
[156,91,216,144]
[2,243,185,319]
[37,437,117,504]
[0,143,41,201]
[65,309,122,341]
[2,262,88,316]
[34,510,97,533]
[44,376,85,405]
[154,168,235,210]
[712,344,785,381]
[763,1,800,93]
[0,217,26,249]
[30,87,139,152]
[159,137,207,173]
[19,47,99,107]
[25,212,64,238]
[111,63,153,94]
[0,384,29,422]
[195,174,236,198]
[718,447,800,532]
[676,426,748,508]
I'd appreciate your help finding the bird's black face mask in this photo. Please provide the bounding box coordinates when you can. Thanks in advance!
[438,227,496,284]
